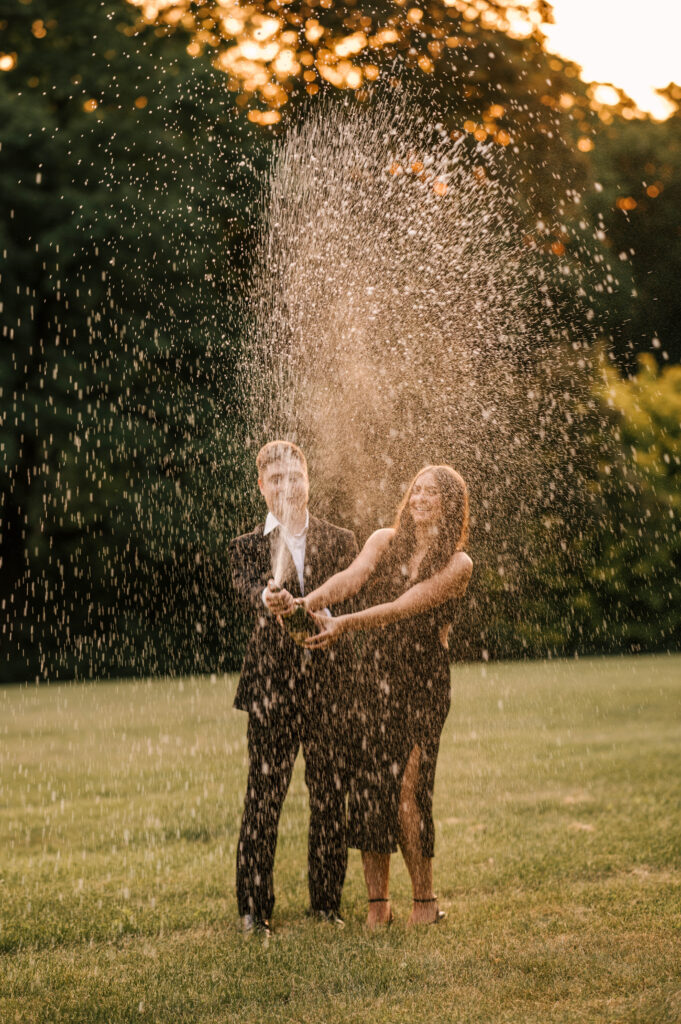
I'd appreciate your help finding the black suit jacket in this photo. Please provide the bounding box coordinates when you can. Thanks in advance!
[229,515,358,714]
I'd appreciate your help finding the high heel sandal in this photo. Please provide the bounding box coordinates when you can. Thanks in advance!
[367,897,394,928]
[412,896,446,924]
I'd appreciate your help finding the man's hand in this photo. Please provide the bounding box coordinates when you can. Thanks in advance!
[264,580,296,617]
[296,597,330,617]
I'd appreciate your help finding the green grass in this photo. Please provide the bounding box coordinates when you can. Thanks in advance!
[1,654,680,1023]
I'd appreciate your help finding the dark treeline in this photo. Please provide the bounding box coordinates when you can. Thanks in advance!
[0,0,679,681]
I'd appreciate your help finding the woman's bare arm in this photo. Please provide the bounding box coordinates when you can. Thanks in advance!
[350,550,472,627]
[304,550,473,646]
[303,528,394,612]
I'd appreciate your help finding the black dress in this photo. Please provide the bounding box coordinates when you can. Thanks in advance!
[346,563,454,859]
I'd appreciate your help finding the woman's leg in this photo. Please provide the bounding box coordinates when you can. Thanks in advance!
[362,851,392,927]
[398,745,439,925]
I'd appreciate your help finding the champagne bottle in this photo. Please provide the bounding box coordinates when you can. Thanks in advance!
[269,584,317,643]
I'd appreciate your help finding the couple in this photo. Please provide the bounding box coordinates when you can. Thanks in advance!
[229,440,472,936]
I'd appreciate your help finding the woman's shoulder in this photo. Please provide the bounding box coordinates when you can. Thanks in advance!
[356,528,395,570]
[365,527,395,551]
[453,549,473,571]
[444,549,473,583]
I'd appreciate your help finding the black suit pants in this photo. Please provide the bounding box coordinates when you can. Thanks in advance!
[236,689,348,920]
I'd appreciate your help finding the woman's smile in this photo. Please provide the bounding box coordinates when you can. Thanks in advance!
[409,470,443,523]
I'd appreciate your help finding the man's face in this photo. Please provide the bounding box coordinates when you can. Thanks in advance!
[258,456,309,523]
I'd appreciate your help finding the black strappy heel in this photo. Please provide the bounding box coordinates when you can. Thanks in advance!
[412,896,446,924]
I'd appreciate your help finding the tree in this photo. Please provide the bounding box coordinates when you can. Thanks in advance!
[128,0,632,353]
[585,89,681,364]
[489,352,681,658]
[0,1,265,679]
[589,354,681,650]
[3,0,672,680]
[126,0,555,118]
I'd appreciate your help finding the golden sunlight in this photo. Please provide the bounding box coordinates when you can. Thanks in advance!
[125,0,680,123]
[126,0,548,115]
[543,0,681,120]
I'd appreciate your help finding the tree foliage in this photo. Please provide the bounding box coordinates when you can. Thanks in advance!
[483,353,681,659]
[0,1,265,679]
[589,354,681,649]
[127,0,553,119]
[584,94,681,363]
[0,0,679,680]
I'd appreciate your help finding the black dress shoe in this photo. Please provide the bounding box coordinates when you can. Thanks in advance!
[306,908,345,928]
[242,914,273,938]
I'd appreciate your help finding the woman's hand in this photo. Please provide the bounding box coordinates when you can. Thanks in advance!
[303,612,346,649]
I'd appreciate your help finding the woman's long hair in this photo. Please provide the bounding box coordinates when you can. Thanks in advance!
[369,466,469,595]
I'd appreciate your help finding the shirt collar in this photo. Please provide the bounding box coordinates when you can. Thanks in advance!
[264,508,309,538]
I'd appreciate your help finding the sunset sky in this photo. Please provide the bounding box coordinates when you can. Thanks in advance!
[543,0,681,119]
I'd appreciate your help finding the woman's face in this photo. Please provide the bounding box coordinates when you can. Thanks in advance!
[408,470,443,528]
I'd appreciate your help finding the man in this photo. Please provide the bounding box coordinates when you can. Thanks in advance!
[229,441,358,937]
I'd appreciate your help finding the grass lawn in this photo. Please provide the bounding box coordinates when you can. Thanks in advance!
[1,654,680,1023]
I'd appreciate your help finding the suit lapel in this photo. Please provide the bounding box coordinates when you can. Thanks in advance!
[252,524,275,589]
[303,516,326,594]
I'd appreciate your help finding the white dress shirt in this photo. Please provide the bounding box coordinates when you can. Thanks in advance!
[262,509,309,601]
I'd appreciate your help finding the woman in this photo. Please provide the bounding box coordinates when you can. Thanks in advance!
[300,465,473,927]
